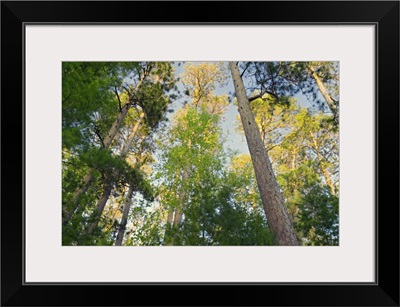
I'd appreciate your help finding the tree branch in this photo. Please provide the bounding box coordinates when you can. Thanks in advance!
[114,87,122,111]
[240,62,251,78]
[248,87,279,102]
[94,125,105,148]
[62,91,73,104]
[122,85,132,97]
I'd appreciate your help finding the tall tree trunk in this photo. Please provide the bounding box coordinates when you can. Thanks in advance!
[164,203,175,246]
[173,172,187,226]
[63,104,133,226]
[169,169,189,245]
[291,147,297,170]
[308,64,339,125]
[62,172,95,225]
[84,114,145,237]
[115,186,135,246]
[85,183,113,236]
[163,210,174,246]
[166,209,174,225]
[172,139,191,228]
[120,111,145,156]
[321,165,335,195]
[309,132,336,195]
[63,71,148,226]
[229,62,298,246]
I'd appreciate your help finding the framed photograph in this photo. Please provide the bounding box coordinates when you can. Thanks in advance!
[1,1,398,306]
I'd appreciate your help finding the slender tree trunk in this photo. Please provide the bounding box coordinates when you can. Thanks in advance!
[72,173,94,200]
[63,104,133,226]
[163,210,174,246]
[86,183,113,235]
[62,172,95,225]
[309,132,336,195]
[291,147,297,170]
[169,169,189,245]
[84,114,145,237]
[120,111,145,156]
[164,202,175,246]
[104,103,133,147]
[308,64,339,125]
[64,70,148,226]
[115,186,135,246]
[173,208,183,226]
[321,166,335,195]
[172,139,191,228]
[229,62,298,246]
[166,209,174,225]
[173,173,187,226]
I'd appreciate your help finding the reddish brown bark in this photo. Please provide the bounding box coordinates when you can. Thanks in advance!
[229,62,298,246]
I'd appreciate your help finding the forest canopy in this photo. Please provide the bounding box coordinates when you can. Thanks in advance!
[62,61,339,246]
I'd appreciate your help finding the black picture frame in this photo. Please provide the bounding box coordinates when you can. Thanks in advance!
[1,1,399,306]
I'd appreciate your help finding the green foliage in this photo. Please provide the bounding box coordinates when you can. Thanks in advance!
[210,162,275,246]
[152,102,274,246]
[126,203,166,246]
[236,62,339,245]
[62,62,129,149]
[268,107,339,245]
[62,61,339,247]
[136,62,178,127]
[62,62,177,245]
[295,185,339,246]
[241,61,339,127]
[235,93,297,151]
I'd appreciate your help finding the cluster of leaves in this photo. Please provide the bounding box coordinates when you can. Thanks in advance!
[241,61,339,127]
[62,62,177,245]
[152,98,274,246]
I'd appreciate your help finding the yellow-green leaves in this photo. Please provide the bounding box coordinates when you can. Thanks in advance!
[181,62,229,115]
